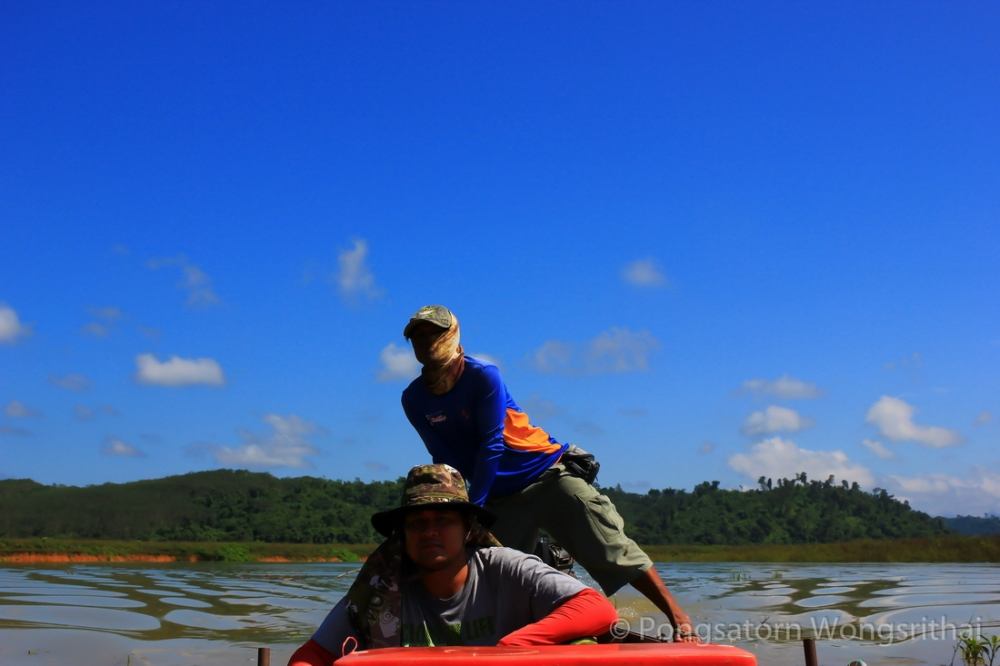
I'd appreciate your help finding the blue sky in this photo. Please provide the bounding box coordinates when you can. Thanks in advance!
[2,2,998,516]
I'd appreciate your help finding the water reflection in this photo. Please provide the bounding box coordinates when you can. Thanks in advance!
[0,562,997,665]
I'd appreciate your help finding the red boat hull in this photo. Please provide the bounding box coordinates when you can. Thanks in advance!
[338,643,757,665]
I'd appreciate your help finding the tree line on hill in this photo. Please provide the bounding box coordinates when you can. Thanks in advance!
[604,473,948,544]
[1,469,991,545]
[942,514,1000,536]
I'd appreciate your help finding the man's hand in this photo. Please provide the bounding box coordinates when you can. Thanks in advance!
[673,617,699,643]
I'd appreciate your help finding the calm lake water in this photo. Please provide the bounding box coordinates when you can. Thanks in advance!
[1,561,998,665]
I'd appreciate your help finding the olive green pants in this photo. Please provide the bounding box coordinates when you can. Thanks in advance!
[486,463,653,595]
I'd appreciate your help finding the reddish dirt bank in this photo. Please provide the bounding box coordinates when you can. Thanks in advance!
[0,553,187,563]
[0,553,361,564]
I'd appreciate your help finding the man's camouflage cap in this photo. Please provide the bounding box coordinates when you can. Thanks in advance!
[371,463,495,537]
[402,305,454,339]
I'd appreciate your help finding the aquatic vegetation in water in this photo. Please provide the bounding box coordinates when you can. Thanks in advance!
[954,632,1000,666]
[729,568,751,582]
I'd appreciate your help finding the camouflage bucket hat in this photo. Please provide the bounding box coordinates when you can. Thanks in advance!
[371,463,495,537]
[402,304,454,339]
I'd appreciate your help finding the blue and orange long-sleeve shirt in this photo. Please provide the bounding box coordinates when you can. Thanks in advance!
[402,356,567,506]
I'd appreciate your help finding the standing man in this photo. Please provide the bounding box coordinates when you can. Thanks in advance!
[400,304,697,642]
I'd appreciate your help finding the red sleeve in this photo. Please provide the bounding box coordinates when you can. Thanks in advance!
[497,588,618,647]
[287,639,338,666]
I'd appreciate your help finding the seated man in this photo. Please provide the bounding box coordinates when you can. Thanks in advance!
[289,464,618,666]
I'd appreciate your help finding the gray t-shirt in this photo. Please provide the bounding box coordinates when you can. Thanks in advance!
[313,546,587,653]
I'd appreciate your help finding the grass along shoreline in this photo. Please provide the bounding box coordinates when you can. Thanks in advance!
[641,535,1000,562]
[2,535,998,564]
[0,538,373,563]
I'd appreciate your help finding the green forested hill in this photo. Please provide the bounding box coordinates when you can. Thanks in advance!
[944,514,1000,536]
[0,470,949,544]
[604,475,948,544]
[0,470,402,543]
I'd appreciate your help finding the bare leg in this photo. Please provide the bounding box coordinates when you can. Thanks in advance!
[629,566,697,642]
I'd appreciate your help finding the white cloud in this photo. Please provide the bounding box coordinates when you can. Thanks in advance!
[533,328,660,375]
[622,259,668,287]
[83,306,123,337]
[620,407,648,418]
[135,353,225,387]
[532,340,574,374]
[572,419,604,437]
[886,469,1000,516]
[4,400,39,418]
[213,414,319,469]
[91,306,122,321]
[728,437,875,488]
[740,375,822,399]
[335,238,381,300]
[180,265,218,306]
[741,405,813,436]
[469,353,502,369]
[377,343,420,381]
[82,322,109,337]
[865,396,960,448]
[147,256,220,307]
[75,404,118,421]
[0,304,31,344]
[588,328,660,372]
[50,374,91,392]
[975,410,993,426]
[521,396,562,420]
[103,438,144,458]
[890,476,952,494]
[883,352,923,371]
[861,438,895,460]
